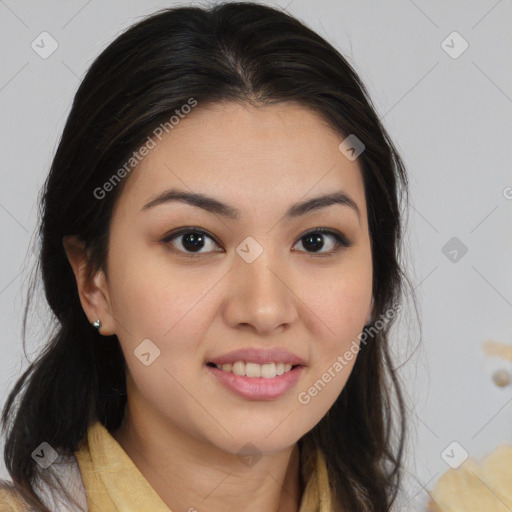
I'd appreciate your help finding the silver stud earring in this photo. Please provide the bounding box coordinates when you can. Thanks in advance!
[92,319,102,331]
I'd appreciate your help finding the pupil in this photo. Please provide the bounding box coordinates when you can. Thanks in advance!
[304,233,323,252]
[183,232,204,252]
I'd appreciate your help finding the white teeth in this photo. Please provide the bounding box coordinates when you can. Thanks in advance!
[245,362,261,378]
[214,361,296,378]
[260,362,276,379]
[232,361,245,376]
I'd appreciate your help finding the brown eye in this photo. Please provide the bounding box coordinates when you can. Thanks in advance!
[293,229,351,255]
[162,227,222,256]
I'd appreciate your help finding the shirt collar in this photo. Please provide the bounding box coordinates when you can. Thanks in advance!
[75,421,334,512]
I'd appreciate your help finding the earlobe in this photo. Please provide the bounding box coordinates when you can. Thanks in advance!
[62,235,115,335]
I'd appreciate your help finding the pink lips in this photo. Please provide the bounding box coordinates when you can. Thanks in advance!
[206,347,306,400]
[207,364,304,400]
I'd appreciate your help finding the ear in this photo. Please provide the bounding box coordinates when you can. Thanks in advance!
[62,235,116,335]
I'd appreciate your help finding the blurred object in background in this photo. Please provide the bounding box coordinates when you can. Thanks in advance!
[483,340,512,364]
[427,340,512,511]
[427,444,512,511]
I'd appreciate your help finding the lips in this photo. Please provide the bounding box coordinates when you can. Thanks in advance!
[207,347,306,367]
[206,362,304,400]
[205,348,306,399]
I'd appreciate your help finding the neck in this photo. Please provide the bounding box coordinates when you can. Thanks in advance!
[112,402,304,512]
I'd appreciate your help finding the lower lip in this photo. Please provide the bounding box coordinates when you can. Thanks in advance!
[207,365,304,400]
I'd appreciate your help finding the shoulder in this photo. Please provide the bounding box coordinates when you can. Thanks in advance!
[0,454,88,512]
[0,482,31,512]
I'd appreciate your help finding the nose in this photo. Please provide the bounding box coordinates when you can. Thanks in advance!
[223,244,300,335]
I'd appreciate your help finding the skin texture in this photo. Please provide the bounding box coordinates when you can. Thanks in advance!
[63,101,373,512]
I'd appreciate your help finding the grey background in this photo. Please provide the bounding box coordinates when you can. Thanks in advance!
[1,0,511,509]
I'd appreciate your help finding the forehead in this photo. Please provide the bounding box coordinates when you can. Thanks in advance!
[116,101,366,219]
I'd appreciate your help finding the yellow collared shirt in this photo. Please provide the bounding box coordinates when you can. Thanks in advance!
[1,421,335,512]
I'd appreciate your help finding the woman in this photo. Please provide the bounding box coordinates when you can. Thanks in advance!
[0,2,414,511]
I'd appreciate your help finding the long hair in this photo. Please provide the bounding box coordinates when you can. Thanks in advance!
[1,3,417,510]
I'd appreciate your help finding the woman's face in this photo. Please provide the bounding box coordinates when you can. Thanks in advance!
[98,101,373,455]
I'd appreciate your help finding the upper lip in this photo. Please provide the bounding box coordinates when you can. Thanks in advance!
[208,348,306,366]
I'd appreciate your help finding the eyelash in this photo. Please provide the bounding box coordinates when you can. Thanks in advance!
[160,226,352,258]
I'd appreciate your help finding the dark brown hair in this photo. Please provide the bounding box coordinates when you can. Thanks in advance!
[1,3,417,510]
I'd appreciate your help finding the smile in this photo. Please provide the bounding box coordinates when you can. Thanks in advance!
[206,362,303,400]
[209,361,296,379]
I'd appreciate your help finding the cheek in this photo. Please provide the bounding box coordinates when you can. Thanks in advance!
[107,246,223,388]
[303,256,372,345]
[296,254,371,407]
[107,240,206,336]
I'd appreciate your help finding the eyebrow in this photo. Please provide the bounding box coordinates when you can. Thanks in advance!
[141,188,360,221]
